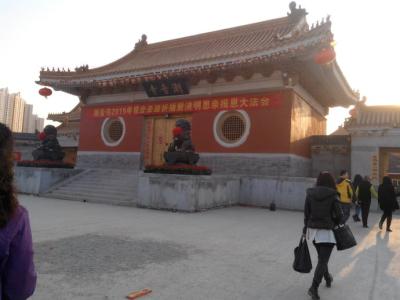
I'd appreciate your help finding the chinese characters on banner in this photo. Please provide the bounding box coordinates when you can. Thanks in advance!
[90,94,282,118]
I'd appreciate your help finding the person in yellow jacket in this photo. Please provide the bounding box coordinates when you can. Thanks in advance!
[336,170,354,222]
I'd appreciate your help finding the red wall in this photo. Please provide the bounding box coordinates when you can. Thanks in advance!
[79,108,143,152]
[192,91,292,153]
[78,91,293,153]
[289,92,327,158]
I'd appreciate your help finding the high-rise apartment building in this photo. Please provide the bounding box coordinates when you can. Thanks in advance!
[35,116,45,132]
[23,103,35,133]
[10,93,25,132]
[0,88,8,123]
[0,88,44,133]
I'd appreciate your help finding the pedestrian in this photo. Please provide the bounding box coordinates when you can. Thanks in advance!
[303,172,344,300]
[336,170,353,223]
[0,123,37,299]
[352,174,363,222]
[356,176,378,228]
[378,176,400,232]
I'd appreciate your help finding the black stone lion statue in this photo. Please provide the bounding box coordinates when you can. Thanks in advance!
[164,119,199,165]
[32,125,65,161]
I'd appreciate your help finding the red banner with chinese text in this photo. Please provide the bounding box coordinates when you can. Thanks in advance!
[88,93,282,118]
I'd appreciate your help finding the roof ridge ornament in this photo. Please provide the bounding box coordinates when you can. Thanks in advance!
[75,65,89,73]
[135,34,148,51]
[288,1,307,18]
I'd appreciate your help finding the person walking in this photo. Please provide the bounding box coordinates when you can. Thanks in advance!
[303,172,344,300]
[0,123,37,299]
[356,176,378,228]
[352,174,363,222]
[336,170,353,223]
[378,176,400,232]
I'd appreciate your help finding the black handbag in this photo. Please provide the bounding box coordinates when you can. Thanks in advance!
[333,224,357,251]
[293,236,312,273]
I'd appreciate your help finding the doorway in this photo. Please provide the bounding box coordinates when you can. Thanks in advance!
[143,114,192,166]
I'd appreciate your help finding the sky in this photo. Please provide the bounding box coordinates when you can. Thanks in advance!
[1,0,399,133]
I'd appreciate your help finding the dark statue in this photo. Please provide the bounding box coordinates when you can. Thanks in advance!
[32,125,65,161]
[164,119,199,165]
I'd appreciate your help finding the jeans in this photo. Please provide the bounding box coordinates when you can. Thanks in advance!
[355,205,361,217]
[361,200,371,227]
[312,242,335,288]
[380,209,393,229]
[340,203,351,223]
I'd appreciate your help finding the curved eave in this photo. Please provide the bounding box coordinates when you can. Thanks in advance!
[307,60,357,107]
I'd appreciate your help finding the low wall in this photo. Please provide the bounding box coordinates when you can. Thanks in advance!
[137,173,240,212]
[137,173,315,212]
[76,151,141,169]
[240,176,315,210]
[198,153,311,177]
[15,167,82,195]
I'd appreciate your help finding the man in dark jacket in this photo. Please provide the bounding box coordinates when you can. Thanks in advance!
[356,176,378,228]
[378,176,400,232]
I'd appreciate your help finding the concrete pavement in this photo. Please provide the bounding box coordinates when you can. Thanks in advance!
[20,195,400,300]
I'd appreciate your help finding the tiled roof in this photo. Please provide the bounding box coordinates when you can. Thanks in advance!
[48,104,81,122]
[347,105,400,128]
[39,12,332,82]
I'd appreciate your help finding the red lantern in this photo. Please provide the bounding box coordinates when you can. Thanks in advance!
[39,87,52,98]
[172,127,183,137]
[314,48,336,65]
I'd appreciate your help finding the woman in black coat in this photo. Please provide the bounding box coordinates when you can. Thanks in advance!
[378,176,399,232]
[303,172,344,300]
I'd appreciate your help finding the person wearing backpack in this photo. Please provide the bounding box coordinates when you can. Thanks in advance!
[303,172,344,300]
[0,123,37,299]
[336,170,353,223]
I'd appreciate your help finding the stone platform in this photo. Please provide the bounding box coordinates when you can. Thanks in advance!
[15,167,82,195]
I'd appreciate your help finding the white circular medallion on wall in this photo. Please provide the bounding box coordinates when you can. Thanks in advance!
[213,110,251,148]
[101,117,126,147]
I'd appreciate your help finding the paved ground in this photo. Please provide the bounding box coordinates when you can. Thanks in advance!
[20,195,400,300]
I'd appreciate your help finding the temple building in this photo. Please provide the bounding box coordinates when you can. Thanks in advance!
[37,2,357,177]
[346,103,400,186]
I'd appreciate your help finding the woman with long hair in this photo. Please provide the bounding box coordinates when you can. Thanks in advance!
[0,123,36,299]
[378,176,399,232]
[303,172,344,300]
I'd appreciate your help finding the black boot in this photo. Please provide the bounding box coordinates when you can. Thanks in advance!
[308,286,320,300]
[325,273,333,288]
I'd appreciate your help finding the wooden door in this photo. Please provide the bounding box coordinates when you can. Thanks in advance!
[143,115,191,166]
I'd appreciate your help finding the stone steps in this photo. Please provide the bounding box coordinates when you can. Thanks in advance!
[42,169,139,206]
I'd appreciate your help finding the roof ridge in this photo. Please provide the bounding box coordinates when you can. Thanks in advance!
[82,15,300,74]
[147,16,293,49]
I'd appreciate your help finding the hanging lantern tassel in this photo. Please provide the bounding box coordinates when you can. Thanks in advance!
[39,87,52,98]
[314,47,336,65]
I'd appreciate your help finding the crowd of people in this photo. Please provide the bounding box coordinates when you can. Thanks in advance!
[303,169,399,300]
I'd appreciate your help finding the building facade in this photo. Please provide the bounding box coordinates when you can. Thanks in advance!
[23,103,35,133]
[37,3,357,176]
[347,104,400,186]
[0,88,8,123]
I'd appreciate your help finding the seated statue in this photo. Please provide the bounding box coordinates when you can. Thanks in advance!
[164,119,199,165]
[32,125,65,161]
